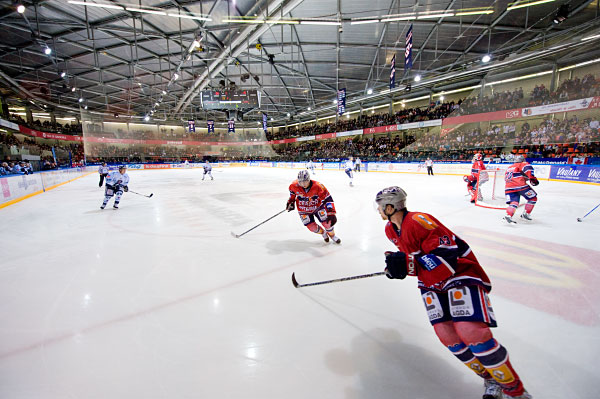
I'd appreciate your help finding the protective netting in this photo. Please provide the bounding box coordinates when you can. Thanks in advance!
[80,111,276,163]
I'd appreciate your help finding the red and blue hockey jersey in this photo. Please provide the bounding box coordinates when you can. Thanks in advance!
[385,211,491,292]
[504,162,535,194]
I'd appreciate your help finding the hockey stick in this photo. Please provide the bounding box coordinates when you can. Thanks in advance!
[291,271,386,288]
[129,190,154,198]
[231,209,286,238]
[577,202,600,222]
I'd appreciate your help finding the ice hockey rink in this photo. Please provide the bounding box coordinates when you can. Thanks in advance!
[1,166,599,399]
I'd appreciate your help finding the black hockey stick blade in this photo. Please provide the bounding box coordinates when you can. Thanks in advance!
[148,193,153,198]
[291,272,299,288]
[231,231,240,238]
[577,218,582,222]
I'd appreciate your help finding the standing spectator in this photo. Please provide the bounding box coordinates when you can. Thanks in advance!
[425,157,434,176]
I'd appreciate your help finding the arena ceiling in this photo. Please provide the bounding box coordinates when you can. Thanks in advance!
[0,0,599,125]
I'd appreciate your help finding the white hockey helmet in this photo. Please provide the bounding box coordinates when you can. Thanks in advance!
[474,153,483,161]
[515,154,525,163]
[375,186,407,211]
[297,170,310,182]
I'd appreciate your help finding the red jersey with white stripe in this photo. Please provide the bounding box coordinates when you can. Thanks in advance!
[384,211,492,292]
[288,180,333,214]
[504,162,535,194]
[471,160,486,177]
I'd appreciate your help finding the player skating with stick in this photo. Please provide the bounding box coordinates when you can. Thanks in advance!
[100,165,130,210]
[374,186,532,399]
[287,170,341,243]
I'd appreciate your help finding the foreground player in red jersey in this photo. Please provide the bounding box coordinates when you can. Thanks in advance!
[504,155,539,224]
[287,170,341,244]
[375,186,532,399]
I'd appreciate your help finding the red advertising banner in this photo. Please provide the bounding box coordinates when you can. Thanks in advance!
[442,108,522,126]
[19,126,83,141]
[363,124,399,135]
[316,132,337,140]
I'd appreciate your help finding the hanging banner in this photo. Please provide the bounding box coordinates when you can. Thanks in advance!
[337,88,346,116]
[188,120,195,132]
[405,24,413,70]
[262,113,268,133]
[390,54,396,90]
[207,120,215,133]
[228,120,235,133]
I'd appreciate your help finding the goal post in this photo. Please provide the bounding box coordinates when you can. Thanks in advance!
[474,169,506,210]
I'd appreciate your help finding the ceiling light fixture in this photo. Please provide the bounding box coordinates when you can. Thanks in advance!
[507,0,555,11]
[455,10,494,16]
[144,115,150,121]
[350,19,380,25]
[300,21,341,26]
[44,47,52,55]
[60,71,66,78]
[414,75,422,82]
[126,7,167,16]
[68,1,124,10]
[380,16,414,22]
[173,73,179,80]
[168,13,212,21]
[482,54,491,63]
[16,4,25,13]
[367,88,373,94]
[417,13,455,19]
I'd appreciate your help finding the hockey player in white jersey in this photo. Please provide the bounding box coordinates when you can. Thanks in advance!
[202,161,213,180]
[307,160,316,175]
[101,165,130,209]
[98,162,109,187]
[344,157,354,186]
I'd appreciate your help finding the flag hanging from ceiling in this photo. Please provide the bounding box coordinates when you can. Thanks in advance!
[207,120,215,133]
[390,54,396,90]
[405,24,413,70]
[188,119,195,133]
[228,120,235,133]
[337,88,346,116]
[262,113,268,133]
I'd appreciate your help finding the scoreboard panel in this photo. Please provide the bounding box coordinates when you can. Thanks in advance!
[200,89,260,110]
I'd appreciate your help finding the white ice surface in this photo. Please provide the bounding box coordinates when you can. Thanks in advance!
[1,167,599,399]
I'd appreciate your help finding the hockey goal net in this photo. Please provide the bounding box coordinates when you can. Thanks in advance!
[474,169,506,210]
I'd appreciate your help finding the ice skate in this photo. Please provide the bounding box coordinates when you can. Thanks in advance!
[520,212,532,221]
[330,235,341,244]
[322,231,329,243]
[113,204,119,209]
[482,379,502,399]
[503,215,516,224]
[502,390,532,399]
[100,205,105,209]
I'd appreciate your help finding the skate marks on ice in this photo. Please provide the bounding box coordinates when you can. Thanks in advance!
[265,239,339,257]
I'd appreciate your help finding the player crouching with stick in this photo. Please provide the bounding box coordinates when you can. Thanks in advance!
[375,186,531,399]
[101,165,130,210]
[287,170,341,244]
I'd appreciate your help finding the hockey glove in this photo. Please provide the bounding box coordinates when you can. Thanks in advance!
[327,215,337,227]
[530,177,539,186]
[286,200,295,212]
[384,251,408,280]
[123,185,129,192]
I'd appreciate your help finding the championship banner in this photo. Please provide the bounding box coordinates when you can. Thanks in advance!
[207,120,215,133]
[188,119,195,132]
[262,113,268,133]
[405,24,413,70]
[337,88,346,116]
[390,54,396,90]
[228,120,235,133]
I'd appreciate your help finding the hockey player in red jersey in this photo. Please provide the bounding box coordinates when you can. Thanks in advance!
[287,170,341,244]
[504,155,539,223]
[464,153,487,203]
[375,186,532,399]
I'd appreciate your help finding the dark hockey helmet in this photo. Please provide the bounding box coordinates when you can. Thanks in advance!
[375,186,407,211]
[298,170,310,182]
[118,165,127,171]
[515,155,525,163]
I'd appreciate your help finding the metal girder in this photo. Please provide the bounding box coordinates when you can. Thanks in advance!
[364,0,397,94]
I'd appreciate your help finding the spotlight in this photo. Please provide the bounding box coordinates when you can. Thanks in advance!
[84,105,88,110]
[553,4,569,24]
[307,107,311,111]
[270,117,274,121]
[173,73,179,80]
[440,95,445,101]
[71,87,76,92]
[60,71,66,78]
[114,113,119,118]
[332,99,337,105]
[144,115,150,121]
[162,90,167,95]
[78,98,83,103]
[286,112,291,117]
[44,47,52,55]
[414,75,421,82]
[482,54,491,63]
[155,102,159,106]
[16,4,25,13]
[367,88,373,95]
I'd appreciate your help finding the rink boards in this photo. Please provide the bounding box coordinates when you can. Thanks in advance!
[1,162,598,208]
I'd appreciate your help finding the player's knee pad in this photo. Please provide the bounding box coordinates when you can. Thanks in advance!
[115,192,123,201]
[527,196,537,204]
[305,222,320,233]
